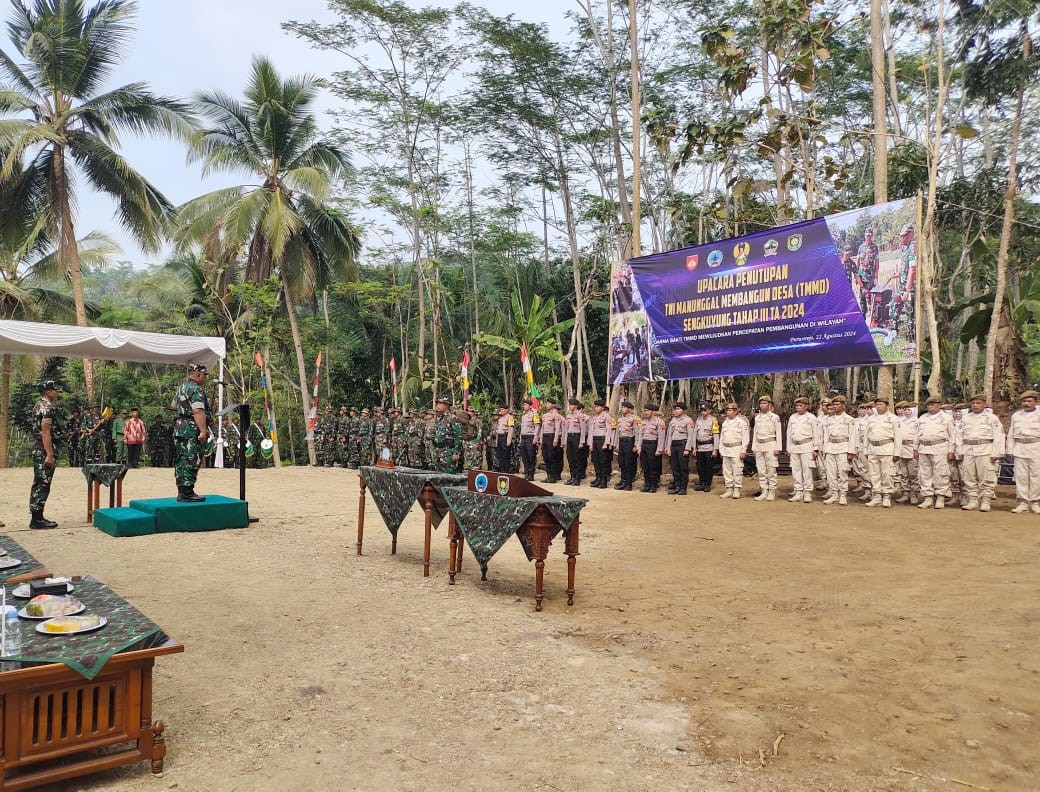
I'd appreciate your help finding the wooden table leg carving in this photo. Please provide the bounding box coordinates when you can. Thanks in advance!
[448,513,458,585]
[357,477,366,555]
[565,518,580,606]
[422,483,434,577]
[521,506,557,612]
[151,720,167,774]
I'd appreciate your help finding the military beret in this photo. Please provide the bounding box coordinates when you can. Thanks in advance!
[593,398,606,407]
[758,395,772,404]
[673,401,687,411]
[1020,390,1039,400]
[325,406,334,412]
[925,396,942,406]
[436,396,450,406]
[621,400,634,409]
[645,403,659,411]
[969,394,987,403]
[874,396,890,404]
[38,379,60,393]
[954,402,969,410]
[794,396,809,406]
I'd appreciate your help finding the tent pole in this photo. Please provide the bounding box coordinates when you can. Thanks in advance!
[215,357,225,469]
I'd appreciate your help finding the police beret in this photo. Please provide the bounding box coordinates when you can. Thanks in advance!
[758,395,772,404]
[545,396,557,405]
[498,403,509,411]
[672,401,687,410]
[593,398,606,407]
[645,403,659,411]
[1020,390,1039,400]
[621,400,634,409]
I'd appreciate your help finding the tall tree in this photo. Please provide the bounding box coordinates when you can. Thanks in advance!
[0,0,193,401]
[175,56,361,466]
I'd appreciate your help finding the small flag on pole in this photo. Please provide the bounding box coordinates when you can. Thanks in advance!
[520,343,541,410]
[306,352,322,440]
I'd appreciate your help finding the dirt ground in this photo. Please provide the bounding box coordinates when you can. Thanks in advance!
[2,464,1038,792]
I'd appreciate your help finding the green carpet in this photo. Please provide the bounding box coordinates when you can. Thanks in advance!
[127,494,250,533]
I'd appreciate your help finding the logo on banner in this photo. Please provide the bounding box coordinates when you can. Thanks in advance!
[787,234,802,251]
[764,239,779,257]
[474,473,488,493]
[707,250,723,268]
[685,254,699,271]
[733,241,751,266]
[497,476,510,496]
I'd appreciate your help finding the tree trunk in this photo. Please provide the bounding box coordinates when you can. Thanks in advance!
[870,0,893,403]
[984,27,1027,403]
[628,0,642,259]
[0,353,9,467]
[55,146,94,402]
[281,275,311,466]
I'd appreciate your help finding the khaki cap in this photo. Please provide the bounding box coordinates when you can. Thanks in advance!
[1020,390,1039,400]
[925,396,942,406]
[968,394,986,403]
[794,396,809,406]
[758,395,772,404]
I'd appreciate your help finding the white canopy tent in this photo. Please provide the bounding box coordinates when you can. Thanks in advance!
[0,319,229,466]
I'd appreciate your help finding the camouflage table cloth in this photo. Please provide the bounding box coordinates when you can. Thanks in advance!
[360,466,468,537]
[0,536,45,584]
[0,578,166,680]
[81,462,129,487]
[439,487,587,571]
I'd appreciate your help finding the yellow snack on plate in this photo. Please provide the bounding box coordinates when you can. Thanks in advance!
[43,615,101,633]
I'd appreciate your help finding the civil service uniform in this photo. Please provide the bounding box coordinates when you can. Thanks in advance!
[752,398,782,500]
[914,399,955,508]
[895,403,920,504]
[864,404,902,507]
[955,400,1005,512]
[786,400,821,503]
[719,407,750,499]
[821,399,857,504]
[1007,392,1040,513]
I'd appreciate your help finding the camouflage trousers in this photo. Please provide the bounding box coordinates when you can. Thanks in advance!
[30,448,55,511]
[432,447,460,474]
[407,440,424,469]
[173,432,202,488]
[392,440,409,467]
[462,440,484,471]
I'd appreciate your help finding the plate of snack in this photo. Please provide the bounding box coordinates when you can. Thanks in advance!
[12,580,74,598]
[18,595,85,619]
[36,615,107,635]
[0,546,7,556]
[0,557,21,569]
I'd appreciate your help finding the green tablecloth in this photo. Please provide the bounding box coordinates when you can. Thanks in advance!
[81,463,128,487]
[0,536,44,584]
[439,486,587,571]
[360,466,468,536]
[1,579,165,680]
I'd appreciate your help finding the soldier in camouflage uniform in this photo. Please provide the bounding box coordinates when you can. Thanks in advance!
[422,408,436,469]
[171,363,211,502]
[79,404,103,465]
[66,407,81,467]
[372,407,390,460]
[317,407,335,466]
[148,415,170,467]
[356,408,374,466]
[405,409,424,468]
[388,407,409,466]
[29,379,61,529]
[431,397,463,473]
[337,407,355,467]
[461,406,485,471]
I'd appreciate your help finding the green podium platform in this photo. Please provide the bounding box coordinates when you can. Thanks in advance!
[93,495,250,537]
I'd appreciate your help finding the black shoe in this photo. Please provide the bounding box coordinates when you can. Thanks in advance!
[751,490,763,498]
[667,487,678,494]
[29,512,58,529]
[676,488,688,495]
[649,486,658,493]
[622,483,633,491]
[640,484,651,492]
[613,482,626,490]
[176,487,206,503]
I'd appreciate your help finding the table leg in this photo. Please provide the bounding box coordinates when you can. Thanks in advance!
[109,484,115,508]
[357,477,366,555]
[423,495,433,577]
[117,477,123,507]
[535,558,545,612]
[456,532,464,573]
[448,513,458,585]
[565,518,580,606]
[86,481,92,523]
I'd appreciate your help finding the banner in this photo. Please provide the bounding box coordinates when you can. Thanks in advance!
[608,198,919,383]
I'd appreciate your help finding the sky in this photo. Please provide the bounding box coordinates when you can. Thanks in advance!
[66,0,571,266]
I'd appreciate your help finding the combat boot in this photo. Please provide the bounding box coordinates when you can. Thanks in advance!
[802,492,812,503]
[961,497,979,511]
[731,488,740,499]
[29,509,58,530]
[838,494,848,505]
[978,498,991,512]
[788,492,801,503]
[1011,501,1030,513]
[909,493,920,505]
[720,488,732,499]
[754,490,768,501]
[765,489,776,501]
[177,486,205,503]
[917,496,933,509]
[934,496,945,509]
[613,480,626,490]
[640,481,651,493]
[865,496,881,508]
[822,494,838,505]
[881,495,892,508]
[894,493,909,504]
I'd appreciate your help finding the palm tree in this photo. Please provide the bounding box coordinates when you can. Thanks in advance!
[175,56,361,465]
[0,0,194,401]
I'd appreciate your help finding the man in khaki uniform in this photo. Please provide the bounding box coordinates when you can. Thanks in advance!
[852,403,872,498]
[948,403,966,505]
[893,401,919,504]
[821,396,857,505]
[752,395,782,501]
[914,395,955,509]
[956,394,1005,512]
[1007,390,1040,514]
[865,396,901,508]
[786,396,821,503]
[719,403,750,499]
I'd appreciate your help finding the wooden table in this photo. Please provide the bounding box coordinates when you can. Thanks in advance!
[82,464,128,524]
[357,467,467,577]
[0,638,183,790]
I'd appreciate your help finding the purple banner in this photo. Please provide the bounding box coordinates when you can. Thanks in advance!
[608,199,919,383]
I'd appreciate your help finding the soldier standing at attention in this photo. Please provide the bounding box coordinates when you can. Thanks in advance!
[956,394,1005,512]
[432,397,462,473]
[664,402,694,495]
[894,401,921,504]
[915,395,955,509]
[948,403,966,505]
[693,402,720,492]
[564,398,588,485]
[821,396,857,505]
[1007,390,1040,514]
[113,409,127,465]
[864,396,901,508]
[540,397,564,483]
[786,396,821,503]
[635,403,666,492]
[356,408,373,466]
[148,415,166,467]
[171,363,211,502]
[492,404,514,473]
[613,400,638,491]
[857,227,880,295]
[851,403,871,497]
[719,403,750,499]
[371,407,389,459]
[79,404,103,465]
[588,398,614,488]
[518,397,542,480]
[29,379,61,529]
[752,395,782,501]
[461,407,484,471]
[66,407,81,467]
[334,407,349,467]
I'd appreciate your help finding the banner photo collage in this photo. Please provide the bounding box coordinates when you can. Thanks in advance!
[608,198,919,384]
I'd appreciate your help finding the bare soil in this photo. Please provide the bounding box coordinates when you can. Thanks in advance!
[3,464,1037,791]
